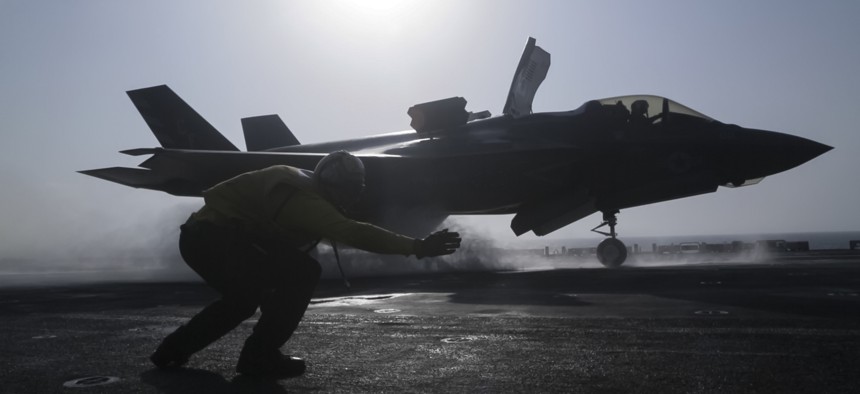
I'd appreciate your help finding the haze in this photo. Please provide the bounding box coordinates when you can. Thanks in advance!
[1,1,858,268]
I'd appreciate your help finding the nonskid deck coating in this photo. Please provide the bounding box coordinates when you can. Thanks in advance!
[1,259,859,393]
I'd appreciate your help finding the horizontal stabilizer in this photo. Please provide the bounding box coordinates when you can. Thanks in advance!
[127,85,239,151]
[81,149,325,197]
[121,148,161,156]
[241,115,300,151]
[78,167,203,196]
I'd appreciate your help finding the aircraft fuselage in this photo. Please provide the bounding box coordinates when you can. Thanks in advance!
[262,96,829,235]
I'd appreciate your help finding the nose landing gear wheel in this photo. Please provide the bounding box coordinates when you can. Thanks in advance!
[591,210,628,268]
[597,238,627,268]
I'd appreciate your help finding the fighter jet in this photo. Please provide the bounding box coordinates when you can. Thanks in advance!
[81,38,831,267]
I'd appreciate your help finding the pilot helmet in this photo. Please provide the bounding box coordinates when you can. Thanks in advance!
[631,99,649,117]
[313,150,366,209]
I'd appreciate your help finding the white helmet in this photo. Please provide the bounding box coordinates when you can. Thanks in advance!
[313,151,366,209]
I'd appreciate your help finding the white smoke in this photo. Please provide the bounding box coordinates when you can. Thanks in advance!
[313,216,558,279]
[0,172,200,287]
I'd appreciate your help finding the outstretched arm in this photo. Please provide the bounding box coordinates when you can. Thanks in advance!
[278,191,461,257]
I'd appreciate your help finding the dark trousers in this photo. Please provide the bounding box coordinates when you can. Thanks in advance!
[162,220,321,357]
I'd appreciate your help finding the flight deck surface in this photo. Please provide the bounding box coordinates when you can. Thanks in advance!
[2,258,859,393]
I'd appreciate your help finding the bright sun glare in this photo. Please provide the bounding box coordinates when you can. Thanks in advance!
[310,0,434,41]
[349,0,405,17]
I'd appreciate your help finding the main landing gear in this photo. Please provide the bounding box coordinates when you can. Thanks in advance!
[591,210,627,268]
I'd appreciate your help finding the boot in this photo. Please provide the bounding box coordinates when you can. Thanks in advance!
[150,328,191,368]
[236,340,306,378]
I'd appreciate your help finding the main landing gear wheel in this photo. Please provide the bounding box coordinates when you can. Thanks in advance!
[591,210,628,268]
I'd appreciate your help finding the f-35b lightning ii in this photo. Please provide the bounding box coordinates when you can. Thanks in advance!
[81,38,831,267]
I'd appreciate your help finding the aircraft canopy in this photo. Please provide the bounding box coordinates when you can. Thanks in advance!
[595,95,715,123]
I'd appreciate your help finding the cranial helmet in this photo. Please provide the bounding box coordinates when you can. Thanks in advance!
[313,150,366,209]
[631,99,649,117]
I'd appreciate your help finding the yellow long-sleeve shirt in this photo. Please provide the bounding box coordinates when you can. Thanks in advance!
[191,165,416,256]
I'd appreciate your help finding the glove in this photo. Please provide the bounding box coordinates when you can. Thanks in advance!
[414,229,462,259]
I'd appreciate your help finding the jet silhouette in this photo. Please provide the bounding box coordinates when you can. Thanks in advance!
[82,38,831,267]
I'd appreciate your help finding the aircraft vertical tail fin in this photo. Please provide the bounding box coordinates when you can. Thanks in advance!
[241,115,300,151]
[127,85,239,151]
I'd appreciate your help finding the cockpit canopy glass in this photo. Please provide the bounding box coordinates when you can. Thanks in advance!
[596,95,715,123]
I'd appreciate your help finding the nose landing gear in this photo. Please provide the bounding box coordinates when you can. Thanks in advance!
[591,210,627,268]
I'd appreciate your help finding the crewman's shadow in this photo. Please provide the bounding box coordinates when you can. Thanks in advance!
[141,368,289,394]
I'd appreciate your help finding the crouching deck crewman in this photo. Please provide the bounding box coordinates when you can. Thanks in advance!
[150,151,462,378]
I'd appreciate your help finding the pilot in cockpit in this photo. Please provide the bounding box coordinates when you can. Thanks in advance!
[630,99,650,126]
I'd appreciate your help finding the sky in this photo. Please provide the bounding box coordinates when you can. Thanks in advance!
[1,0,859,264]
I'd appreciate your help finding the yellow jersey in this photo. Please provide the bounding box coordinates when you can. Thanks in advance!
[191,165,415,256]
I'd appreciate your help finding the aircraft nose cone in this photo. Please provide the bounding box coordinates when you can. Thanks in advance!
[801,138,833,163]
[724,128,832,182]
[763,131,831,168]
